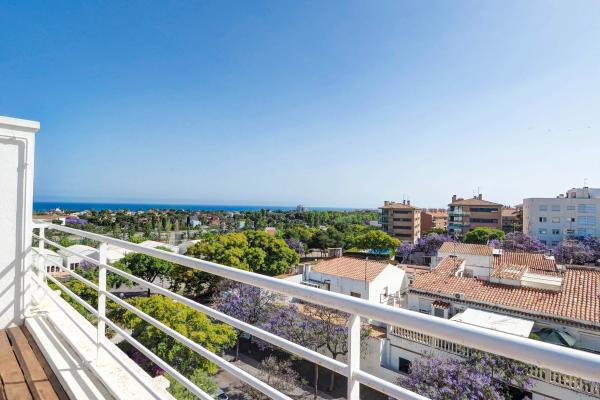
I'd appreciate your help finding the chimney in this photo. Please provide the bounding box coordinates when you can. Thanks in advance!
[402,200,406,205]
[452,195,457,202]
[384,201,390,206]
[478,193,483,200]
[407,200,411,206]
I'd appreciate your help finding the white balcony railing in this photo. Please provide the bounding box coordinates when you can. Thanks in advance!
[32,223,600,400]
[390,326,600,397]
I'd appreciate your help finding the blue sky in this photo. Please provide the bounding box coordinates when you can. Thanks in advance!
[2,1,599,208]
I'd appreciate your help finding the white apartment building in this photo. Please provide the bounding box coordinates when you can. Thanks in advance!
[524,186,600,247]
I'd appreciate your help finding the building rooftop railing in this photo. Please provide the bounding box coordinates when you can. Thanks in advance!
[32,222,600,400]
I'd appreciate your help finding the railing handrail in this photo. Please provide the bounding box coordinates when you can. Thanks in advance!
[38,223,600,383]
[33,224,428,400]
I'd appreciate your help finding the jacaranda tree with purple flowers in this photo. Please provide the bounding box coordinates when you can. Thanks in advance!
[553,239,594,265]
[213,281,278,360]
[493,232,547,253]
[398,351,532,400]
[285,238,306,257]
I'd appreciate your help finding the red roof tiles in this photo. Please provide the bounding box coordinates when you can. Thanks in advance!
[411,257,600,325]
[312,257,392,282]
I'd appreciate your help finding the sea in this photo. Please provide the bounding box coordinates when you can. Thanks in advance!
[33,201,361,213]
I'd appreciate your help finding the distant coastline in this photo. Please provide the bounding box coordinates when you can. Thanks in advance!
[33,201,364,213]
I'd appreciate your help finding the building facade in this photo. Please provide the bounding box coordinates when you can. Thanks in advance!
[380,201,421,243]
[523,187,600,247]
[448,194,503,238]
[382,242,600,400]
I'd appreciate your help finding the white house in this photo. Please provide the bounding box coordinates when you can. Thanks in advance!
[301,256,408,308]
[523,186,600,247]
[58,244,97,270]
[35,248,64,276]
[58,244,129,270]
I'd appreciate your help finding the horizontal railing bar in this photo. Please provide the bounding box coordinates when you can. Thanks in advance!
[103,264,348,375]
[41,271,99,316]
[45,223,600,382]
[355,370,427,400]
[100,316,213,400]
[103,290,292,400]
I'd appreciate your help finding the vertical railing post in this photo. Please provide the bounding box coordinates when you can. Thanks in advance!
[347,314,360,400]
[34,225,46,303]
[96,242,107,365]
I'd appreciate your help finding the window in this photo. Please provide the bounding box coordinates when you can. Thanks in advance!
[578,204,597,213]
[539,205,548,211]
[470,207,499,213]
[471,218,498,223]
[551,217,560,223]
[570,217,576,222]
[552,229,560,235]
[383,286,389,297]
[540,240,547,245]
[70,262,79,270]
[398,357,411,374]
[551,205,561,212]
[350,292,361,298]
[566,229,575,235]
[538,229,547,235]
[567,205,576,211]
[539,217,547,223]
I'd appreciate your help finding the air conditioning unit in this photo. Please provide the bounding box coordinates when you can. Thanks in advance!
[453,292,465,300]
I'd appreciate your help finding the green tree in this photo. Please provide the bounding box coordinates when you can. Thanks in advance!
[118,295,236,374]
[354,230,400,253]
[113,253,174,296]
[166,369,217,399]
[464,228,506,244]
[171,231,299,296]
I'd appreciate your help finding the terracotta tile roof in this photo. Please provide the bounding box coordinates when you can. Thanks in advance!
[380,202,419,210]
[490,264,528,280]
[312,256,391,282]
[502,208,518,217]
[449,198,502,206]
[411,259,600,325]
[493,251,559,276]
[438,242,493,256]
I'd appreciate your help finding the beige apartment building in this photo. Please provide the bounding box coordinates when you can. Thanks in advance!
[448,194,503,238]
[380,200,421,243]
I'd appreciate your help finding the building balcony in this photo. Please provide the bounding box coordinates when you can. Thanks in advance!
[2,115,600,400]
[388,326,600,399]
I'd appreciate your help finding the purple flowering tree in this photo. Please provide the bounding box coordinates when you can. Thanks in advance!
[398,352,532,400]
[414,234,454,255]
[396,242,415,263]
[580,236,600,262]
[285,238,306,257]
[494,232,547,253]
[553,239,594,265]
[261,304,324,398]
[213,281,277,360]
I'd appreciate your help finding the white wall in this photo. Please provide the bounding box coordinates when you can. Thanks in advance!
[524,197,600,247]
[0,116,39,328]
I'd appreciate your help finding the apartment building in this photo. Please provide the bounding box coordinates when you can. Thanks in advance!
[420,209,448,232]
[501,206,521,233]
[523,186,600,247]
[380,200,421,243]
[448,194,503,238]
[383,242,600,400]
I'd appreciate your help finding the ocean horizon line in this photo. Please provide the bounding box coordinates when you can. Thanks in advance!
[33,200,374,213]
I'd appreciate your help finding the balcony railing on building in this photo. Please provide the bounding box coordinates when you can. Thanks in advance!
[389,326,600,398]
